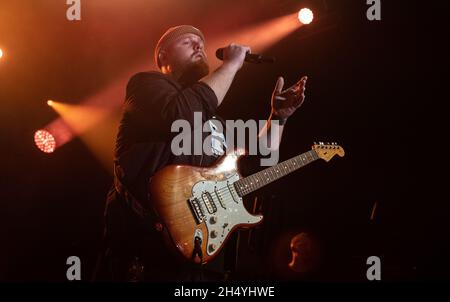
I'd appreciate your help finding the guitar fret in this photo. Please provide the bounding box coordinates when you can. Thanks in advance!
[271,166,277,179]
[256,172,263,188]
[254,175,261,190]
[235,149,321,197]
[241,178,247,195]
[244,177,250,194]
[285,162,290,173]
[278,164,284,176]
[270,166,278,182]
[248,175,256,191]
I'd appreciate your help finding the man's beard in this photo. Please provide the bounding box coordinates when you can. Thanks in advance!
[177,58,210,86]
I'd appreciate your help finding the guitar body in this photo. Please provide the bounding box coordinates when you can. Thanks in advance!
[148,142,345,264]
[149,151,263,264]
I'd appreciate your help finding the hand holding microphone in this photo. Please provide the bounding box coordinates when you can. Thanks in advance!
[200,44,277,107]
[215,44,251,71]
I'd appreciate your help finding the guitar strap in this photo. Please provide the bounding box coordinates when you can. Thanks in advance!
[113,160,160,225]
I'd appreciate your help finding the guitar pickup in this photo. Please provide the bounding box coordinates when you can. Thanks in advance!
[214,186,226,209]
[201,191,217,214]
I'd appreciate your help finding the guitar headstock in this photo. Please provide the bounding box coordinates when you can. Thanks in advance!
[312,142,345,162]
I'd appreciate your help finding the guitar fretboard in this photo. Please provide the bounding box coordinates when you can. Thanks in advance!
[234,150,319,196]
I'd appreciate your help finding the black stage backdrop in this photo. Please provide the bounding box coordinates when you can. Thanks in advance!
[1,0,445,283]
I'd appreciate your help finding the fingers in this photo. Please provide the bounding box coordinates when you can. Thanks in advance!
[298,75,308,84]
[227,44,251,55]
[274,76,284,94]
[293,93,305,107]
[293,85,306,107]
[274,76,307,109]
[274,76,306,108]
[293,76,308,91]
[223,43,251,70]
[280,85,302,96]
[281,76,307,94]
[274,95,287,101]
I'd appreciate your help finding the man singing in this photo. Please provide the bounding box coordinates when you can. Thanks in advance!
[99,25,307,281]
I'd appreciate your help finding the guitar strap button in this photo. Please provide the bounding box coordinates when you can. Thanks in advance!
[154,222,163,232]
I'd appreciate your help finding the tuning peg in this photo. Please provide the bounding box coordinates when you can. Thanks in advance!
[313,141,317,145]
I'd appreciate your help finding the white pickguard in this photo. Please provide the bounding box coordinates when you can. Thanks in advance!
[190,174,263,256]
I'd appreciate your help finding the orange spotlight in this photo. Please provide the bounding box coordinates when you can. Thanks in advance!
[47,100,54,107]
[34,130,56,153]
[298,8,314,25]
[206,12,302,70]
[0,48,3,59]
[50,102,110,135]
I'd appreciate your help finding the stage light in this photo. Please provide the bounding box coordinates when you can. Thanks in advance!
[206,12,303,70]
[34,129,56,153]
[298,8,314,25]
[47,100,54,107]
[0,48,3,59]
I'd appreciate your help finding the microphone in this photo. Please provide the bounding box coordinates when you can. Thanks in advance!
[215,48,275,64]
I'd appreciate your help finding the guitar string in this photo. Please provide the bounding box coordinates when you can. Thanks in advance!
[195,151,326,216]
[197,152,320,211]
[213,158,308,196]
[201,155,315,212]
[203,161,304,211]
[212,166,296,197]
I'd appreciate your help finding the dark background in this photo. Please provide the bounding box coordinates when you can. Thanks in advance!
[1,0,443,281]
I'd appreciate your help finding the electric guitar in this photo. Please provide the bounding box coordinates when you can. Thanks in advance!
[148,142,345,264]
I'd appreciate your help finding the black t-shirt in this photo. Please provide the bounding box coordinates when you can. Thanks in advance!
[114,71,224,206]
[101,70,276,282]
[104,71,230,280]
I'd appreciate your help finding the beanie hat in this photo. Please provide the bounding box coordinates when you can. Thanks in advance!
[154,25,205,69]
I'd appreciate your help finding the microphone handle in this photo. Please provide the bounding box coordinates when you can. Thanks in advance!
[216,48,275,64]
[245,53,275,64]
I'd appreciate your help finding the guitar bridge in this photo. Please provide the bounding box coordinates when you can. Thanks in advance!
[188,197,205,224]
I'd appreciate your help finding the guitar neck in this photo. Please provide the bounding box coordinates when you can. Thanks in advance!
[234,150,319,197]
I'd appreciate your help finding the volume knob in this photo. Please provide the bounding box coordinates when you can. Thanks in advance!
[209,216,218,224]
[210,230,218,238]
[209,243,217,252]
